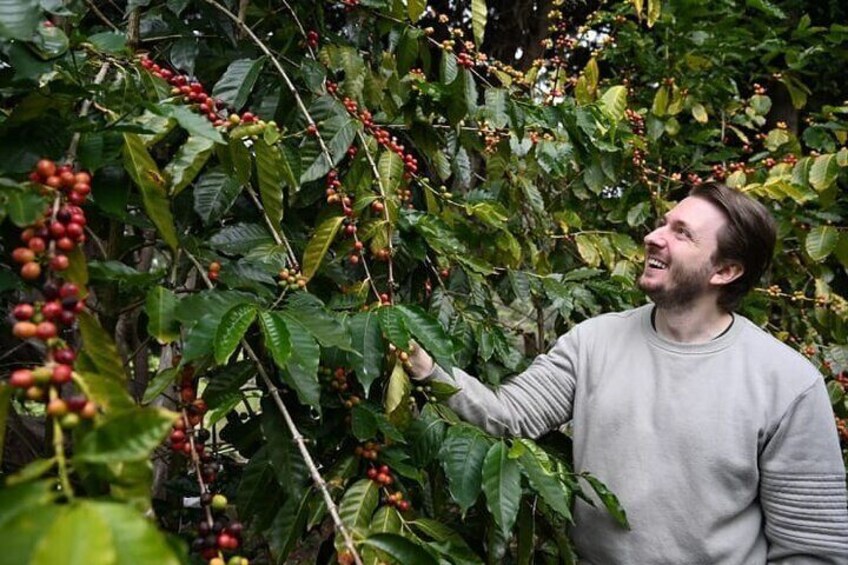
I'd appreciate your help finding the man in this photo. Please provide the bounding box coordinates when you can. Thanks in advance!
[406,184,848,564]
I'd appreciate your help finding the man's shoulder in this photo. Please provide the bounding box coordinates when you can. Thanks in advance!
[735,314,821,386]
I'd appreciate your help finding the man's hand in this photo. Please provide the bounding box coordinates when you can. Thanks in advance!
[404,342,434,381]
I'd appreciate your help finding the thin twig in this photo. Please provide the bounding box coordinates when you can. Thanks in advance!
[244,184,299,269]
[356,132,396,301]
[183,244,363,565]
[84,0,120,31]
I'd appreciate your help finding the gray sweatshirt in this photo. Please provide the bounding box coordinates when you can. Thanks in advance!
[427,305,848,564]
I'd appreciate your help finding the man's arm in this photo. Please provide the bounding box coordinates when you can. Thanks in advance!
[406,328,581,439]
[759,379,848,564]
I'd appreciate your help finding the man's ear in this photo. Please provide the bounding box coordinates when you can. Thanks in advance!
[710,262,744,287]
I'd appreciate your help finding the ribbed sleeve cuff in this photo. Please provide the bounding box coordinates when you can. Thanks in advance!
[760,469,848,558]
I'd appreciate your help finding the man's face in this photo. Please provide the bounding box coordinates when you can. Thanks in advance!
[637,196,727,309]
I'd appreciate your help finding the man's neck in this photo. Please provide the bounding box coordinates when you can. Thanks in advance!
[654,301,734,344]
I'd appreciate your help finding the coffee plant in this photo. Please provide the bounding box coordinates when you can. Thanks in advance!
[0,0,846,563]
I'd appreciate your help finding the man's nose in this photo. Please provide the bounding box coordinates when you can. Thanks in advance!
[644,225,666,248]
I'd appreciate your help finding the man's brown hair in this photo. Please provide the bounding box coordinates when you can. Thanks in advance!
[690,183,777,311]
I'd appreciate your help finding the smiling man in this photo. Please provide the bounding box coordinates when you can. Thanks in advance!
[406,184,848,564]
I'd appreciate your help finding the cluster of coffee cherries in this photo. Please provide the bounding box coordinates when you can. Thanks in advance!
[192,496,247,564]
[278,268,307,290]
[625,108,645,136]
[138,55,258,130]
[7,159,95,426]
[28,158,91,206]
[366,464,410,512]
[353,440,381,461]
[340,97,419,183]
[325,366,351,393]
[169,366,210,455]
[13,161,89,282]
[306,30,319,48]
[456,51,475,69]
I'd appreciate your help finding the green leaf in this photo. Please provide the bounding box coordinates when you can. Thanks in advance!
[764,128,790,152]
[123,133,179,251]
[202,361,253,408]
[75,371,135,412]
[193,168,242,225]
[0,480,57,529]
[214,303,257,365]
[284,294,352,350]
[574,234,601,268]
[302,215,344,281]
[378,150,404,193]
[348,312,384,393]
[145,286,180,345]
[260,397,310,492]
[805,225,839,262]
[7,189,49,227]
[651,86,669,117]
[408,0,426,21]
[278,142,301,191]
[281,316,322,411]
[5,457,55,487]
[255,139,284,234]
[158,105,224,144]
[77,312,127,382]
[338,479,380,537]
[165,136,215,195]
[471,0,487,46]
[409,520,481,565]
[212,58,265,111]
[370,506,403,535]
[210,222,274,254]
[385,362,411,415]
[599,86,627,122]
[83,501,182,565]
[300,116,358,183]
[141,367,178,404]
[87,31,126,54]
[515,439,572,521]
[236,447,283,529]
[395,305,453,367]
[75,408,176,464]
[750,94,772,116]
[0,0,39,41]
[24,500,181,565]
[259,311,292,369]
[482,441,522,537]
[582,473,629,528]
[377,306,411,350]
[809,154,839,191]
[439,425,490,512]
[30,502,115,565]
[361,533,439,565]
[267,490,312,561]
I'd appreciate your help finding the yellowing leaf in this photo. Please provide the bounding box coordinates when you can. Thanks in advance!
[302,215,344,281]
[122,133,179,251]
[691,103,708,123]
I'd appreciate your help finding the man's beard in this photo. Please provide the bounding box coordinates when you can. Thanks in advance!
[637,260,714,311]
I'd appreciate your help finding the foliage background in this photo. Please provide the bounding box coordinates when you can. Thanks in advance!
[0,0,846,563]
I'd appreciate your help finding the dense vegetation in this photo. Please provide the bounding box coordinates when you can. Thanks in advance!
[0,0,846,563]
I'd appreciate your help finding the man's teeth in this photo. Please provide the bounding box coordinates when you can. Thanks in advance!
[648,258,668,269]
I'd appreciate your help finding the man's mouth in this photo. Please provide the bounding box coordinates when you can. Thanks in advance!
[647,257,668,270]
